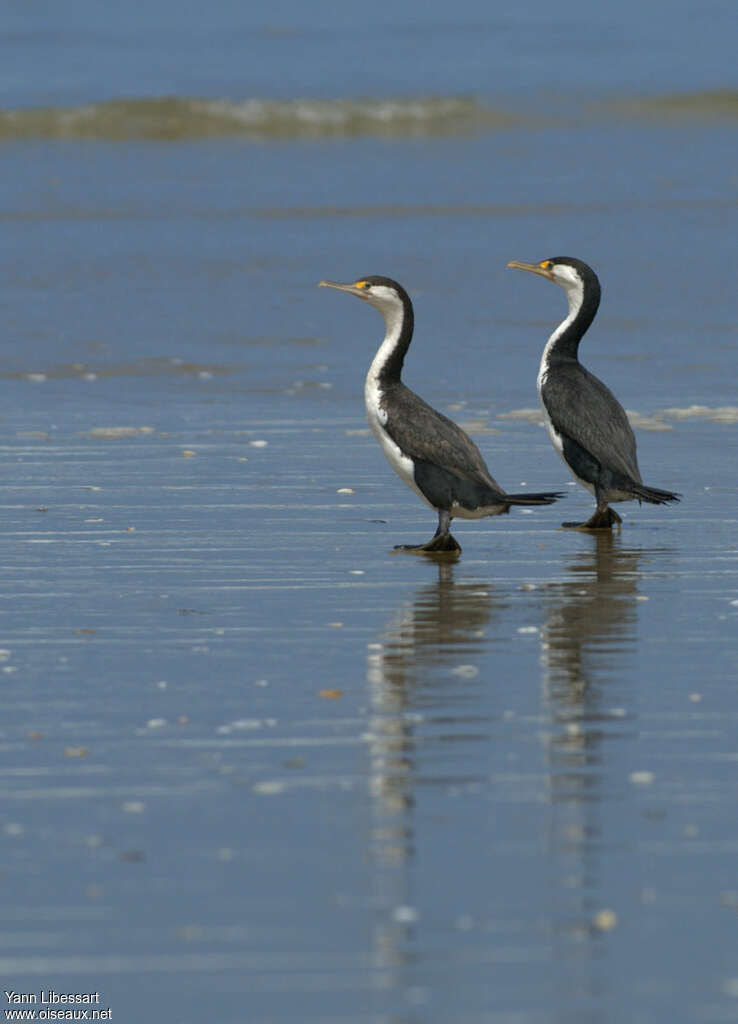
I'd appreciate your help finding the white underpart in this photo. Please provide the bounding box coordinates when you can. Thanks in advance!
[450,499,506,519]
[362,288,433,509]
[536,267,595,495]
[535,266,584,395]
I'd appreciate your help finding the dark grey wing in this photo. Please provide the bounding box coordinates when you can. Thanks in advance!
[541,363,641,483]
[383,384,505,495]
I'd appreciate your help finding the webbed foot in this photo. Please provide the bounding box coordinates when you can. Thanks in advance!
[562,507,622,530]
[394,532,462,555]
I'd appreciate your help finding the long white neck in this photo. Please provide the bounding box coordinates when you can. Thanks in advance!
[365,301,406,394]
[537,278,584,393]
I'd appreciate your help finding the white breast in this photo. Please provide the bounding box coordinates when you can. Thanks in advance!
[537,316,596,496]
[364,371,431,507]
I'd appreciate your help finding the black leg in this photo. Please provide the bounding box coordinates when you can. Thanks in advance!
[562,489,622,530]
[394,509,461,554]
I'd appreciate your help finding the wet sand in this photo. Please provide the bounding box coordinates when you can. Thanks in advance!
[1,362,737,1020]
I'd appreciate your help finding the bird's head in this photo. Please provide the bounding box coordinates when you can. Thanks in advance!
[507,257,600,314]
[318,275,410,321]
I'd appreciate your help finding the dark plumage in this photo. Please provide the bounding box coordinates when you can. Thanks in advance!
[319,274,563,553]
[507,256,680,528]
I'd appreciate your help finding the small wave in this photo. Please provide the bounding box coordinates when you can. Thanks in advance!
[496,408,546,424]
[0,359,231,381]
[660,405,738,423]
[497,407,674,431]
[611,89,738,119]
[0,95,514,141]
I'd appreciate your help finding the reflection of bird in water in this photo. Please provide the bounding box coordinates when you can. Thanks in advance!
[370,562,495,693]
[508,257,680,529]
[538,532,646,843]
[365,562,498,978]
[538,533,653,977]
[319,275,562,553]
[366,562,497,841]
[541,531,645,711]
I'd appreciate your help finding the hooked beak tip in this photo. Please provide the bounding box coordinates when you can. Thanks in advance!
[507,260,553,281]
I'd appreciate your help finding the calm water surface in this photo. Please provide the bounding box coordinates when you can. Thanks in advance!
[1,3,737,1022]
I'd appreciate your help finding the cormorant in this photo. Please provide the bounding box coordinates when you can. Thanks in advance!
[507,257,680,528]
[320,274,563,552]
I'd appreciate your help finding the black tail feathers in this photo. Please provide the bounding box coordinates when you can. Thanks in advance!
[631,483,681,506]
[505,491,566,507]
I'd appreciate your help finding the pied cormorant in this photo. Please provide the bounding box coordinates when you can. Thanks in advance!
[319,275,563,553]
[507,256,680,529]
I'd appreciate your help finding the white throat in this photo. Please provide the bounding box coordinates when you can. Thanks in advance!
[365,300,405,397]
[536,276,584,394]
[362,299,424,503]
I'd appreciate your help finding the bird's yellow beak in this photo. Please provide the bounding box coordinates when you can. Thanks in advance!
[318,279,367,298]
[507,260,555,281]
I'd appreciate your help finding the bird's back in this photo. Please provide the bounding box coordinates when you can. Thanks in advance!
[380,381,504,493]
[541,360,641,483]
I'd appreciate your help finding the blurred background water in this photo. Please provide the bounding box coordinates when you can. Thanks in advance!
[1,2,737,1022]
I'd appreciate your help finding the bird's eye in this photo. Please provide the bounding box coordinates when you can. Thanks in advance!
[362,281,372,290]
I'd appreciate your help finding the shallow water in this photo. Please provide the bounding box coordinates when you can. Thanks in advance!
[2,398,738,1023]
[2,3,738,1023]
